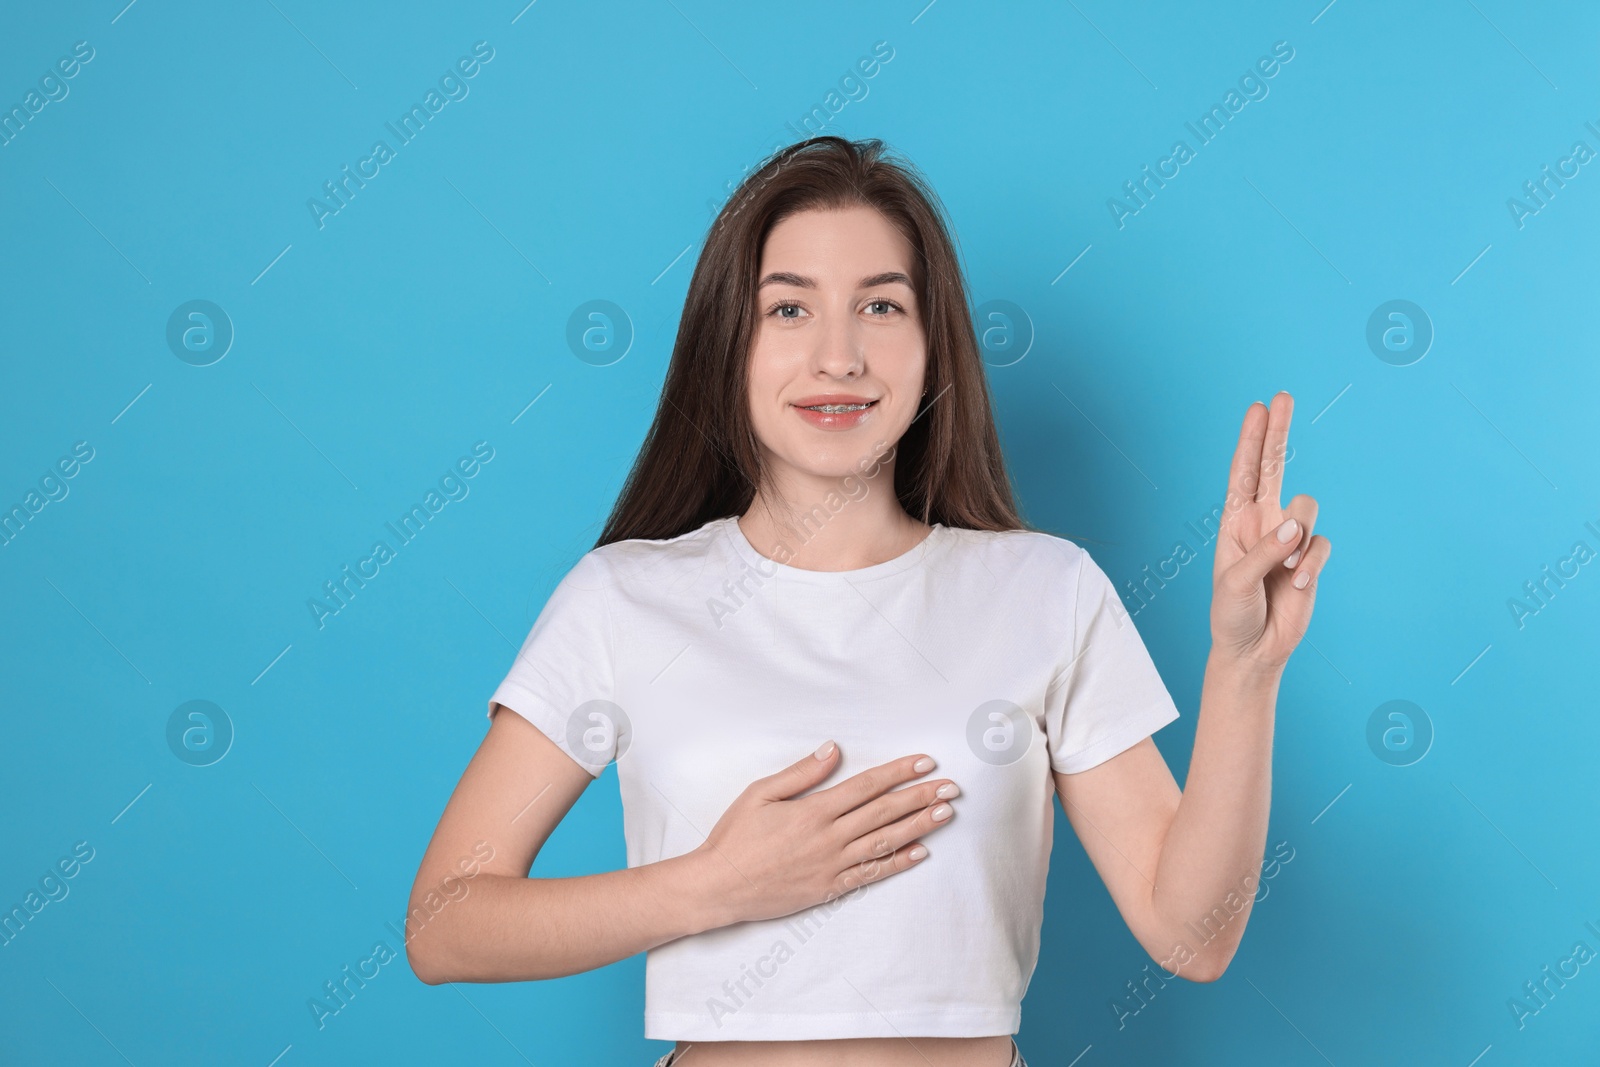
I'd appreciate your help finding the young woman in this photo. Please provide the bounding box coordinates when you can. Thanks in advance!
[406,136,1330,1067]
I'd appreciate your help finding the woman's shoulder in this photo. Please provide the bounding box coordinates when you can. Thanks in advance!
[940,523,1089,578]
[578,515,734,580]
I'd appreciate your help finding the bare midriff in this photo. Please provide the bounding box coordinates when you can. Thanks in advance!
[667,1035,1016,1066]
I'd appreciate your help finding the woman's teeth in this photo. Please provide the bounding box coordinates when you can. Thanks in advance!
[802,402,873,412]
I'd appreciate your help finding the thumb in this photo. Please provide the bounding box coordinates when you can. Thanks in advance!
[1226,517,1304,593]
[755,740,839,801]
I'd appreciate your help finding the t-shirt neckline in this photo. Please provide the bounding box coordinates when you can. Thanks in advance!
[720,515,949,583]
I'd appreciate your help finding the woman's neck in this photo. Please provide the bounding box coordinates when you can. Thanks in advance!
[738,492,931,573]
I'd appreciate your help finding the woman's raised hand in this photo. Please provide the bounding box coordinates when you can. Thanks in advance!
[1209,391,1332,674]
[690,742,958,926]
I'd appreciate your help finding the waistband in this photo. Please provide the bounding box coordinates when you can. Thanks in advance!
[651,1038,1027,1066]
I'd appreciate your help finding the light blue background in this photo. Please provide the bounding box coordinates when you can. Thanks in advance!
[2,0,1597,1063]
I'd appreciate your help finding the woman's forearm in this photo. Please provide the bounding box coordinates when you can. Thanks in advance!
[1147,647,1281,979]
[406,849,730,984]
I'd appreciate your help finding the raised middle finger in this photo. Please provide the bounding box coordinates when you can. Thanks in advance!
[1256,391,1294,508]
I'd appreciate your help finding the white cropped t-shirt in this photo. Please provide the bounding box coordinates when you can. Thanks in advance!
[487,515,1181,1041]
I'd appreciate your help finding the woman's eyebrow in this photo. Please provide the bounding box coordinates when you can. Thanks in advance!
[757,270,914,290]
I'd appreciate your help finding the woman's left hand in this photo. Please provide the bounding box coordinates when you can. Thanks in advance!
[1210,391,1332,674]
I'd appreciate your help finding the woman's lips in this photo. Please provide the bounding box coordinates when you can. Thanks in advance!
[792,398,878,431]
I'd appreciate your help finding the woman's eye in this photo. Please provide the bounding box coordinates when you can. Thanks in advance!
[767,300,901,319]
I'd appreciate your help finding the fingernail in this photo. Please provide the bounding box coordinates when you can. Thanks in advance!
[814,740,835,760]
[1293,570,1310,589]
[907,845,928,861]
[1277,518,1299,543]
[930,803,952,822]
[913,756,935,773]
[935,782,960,799]
[1284,549,1301,568]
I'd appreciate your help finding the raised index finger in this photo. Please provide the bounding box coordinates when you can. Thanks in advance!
[1225,399,1269,514]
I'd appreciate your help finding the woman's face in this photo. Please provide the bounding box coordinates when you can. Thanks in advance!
[746,204,927,484]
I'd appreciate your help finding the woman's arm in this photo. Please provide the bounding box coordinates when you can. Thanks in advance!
[1053,392,1329,982]
[1053,653,1281,983]
[405,708,726,984]
[406,707,960,984]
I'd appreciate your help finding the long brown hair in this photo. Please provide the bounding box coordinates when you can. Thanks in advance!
[596,135,1027,548]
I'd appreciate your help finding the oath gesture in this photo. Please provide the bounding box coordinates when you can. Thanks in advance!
[1210,391,1331,673]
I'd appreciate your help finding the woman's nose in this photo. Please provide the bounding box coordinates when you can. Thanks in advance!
[811,309,864,377]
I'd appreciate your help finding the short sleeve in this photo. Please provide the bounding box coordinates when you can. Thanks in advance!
[1043,545,1181,775]
[487,550,620,778]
